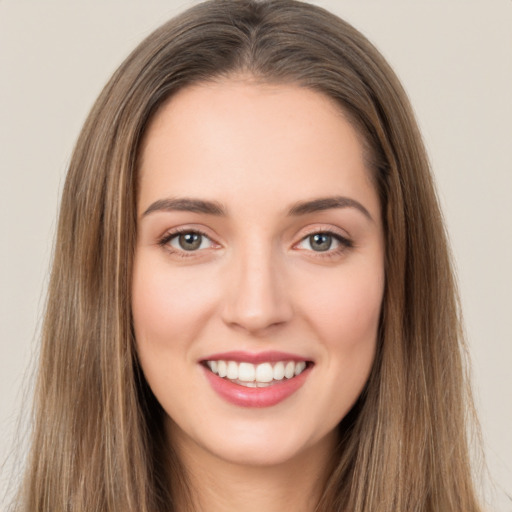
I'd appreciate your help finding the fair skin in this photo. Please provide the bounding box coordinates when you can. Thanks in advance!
[132,79,385,512]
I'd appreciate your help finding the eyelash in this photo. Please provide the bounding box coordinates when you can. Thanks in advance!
[157,228,353,259]
[157,227,215,258]
[294,229,353,260]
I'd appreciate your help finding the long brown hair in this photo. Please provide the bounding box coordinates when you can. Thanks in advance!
[14,1,482,510]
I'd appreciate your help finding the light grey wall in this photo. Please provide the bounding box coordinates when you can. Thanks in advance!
[1,1,511,509]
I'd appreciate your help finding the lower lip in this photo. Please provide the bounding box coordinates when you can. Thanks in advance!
[203,365,311,408]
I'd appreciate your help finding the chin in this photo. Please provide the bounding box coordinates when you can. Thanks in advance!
[210,436,307,468]
[167,413,338,470]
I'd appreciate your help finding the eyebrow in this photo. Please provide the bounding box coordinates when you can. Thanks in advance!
[141,195,372,220]
[142,198,226,217]
[287,196,372,220]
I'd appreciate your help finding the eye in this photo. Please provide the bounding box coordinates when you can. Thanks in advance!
[163,230,214,252]
[295,231,352,253]
[297,232,338,252]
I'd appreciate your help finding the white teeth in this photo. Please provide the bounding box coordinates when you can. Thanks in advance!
[294,361,306,376]
[284,361,295,379]
[255,363,273,382]
[217,360,227,378]
[226,361,238,380]
[205,359,308,384]
[273,361,285,381]
[238,362,256,382]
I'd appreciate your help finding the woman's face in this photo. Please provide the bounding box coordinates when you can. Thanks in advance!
[132,80,385,468]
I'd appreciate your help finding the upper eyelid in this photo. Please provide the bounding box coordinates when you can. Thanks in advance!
[160,225,217,240]
[295,224,352,241]
[295,231,352,247]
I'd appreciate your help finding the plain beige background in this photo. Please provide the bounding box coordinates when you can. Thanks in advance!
[1,0,511,509]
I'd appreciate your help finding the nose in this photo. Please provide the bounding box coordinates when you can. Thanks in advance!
[221,243,293,335]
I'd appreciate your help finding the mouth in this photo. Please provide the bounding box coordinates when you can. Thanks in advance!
[202,359,310,387]
[200,351,313,407]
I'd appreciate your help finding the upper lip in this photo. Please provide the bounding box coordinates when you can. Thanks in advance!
[201,350,311,364]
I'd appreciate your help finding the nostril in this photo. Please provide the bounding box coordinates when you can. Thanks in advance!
[220,259,293,333]
[221,297,294,334]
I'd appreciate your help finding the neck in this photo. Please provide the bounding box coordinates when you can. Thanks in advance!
[169,428,338,512]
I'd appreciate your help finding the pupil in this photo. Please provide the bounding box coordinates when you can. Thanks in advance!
[311,233,331,251]
[179,233,201,250]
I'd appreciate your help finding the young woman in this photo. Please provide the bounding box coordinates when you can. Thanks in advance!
[12,1,483,510]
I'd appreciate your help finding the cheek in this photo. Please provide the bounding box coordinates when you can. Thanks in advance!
[304,265,383,416]
[132,259,216,344]
[301,264,384,349]
[298,258,383,398]
[131,257,222,415]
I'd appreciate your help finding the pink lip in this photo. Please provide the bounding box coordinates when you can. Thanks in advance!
[201,362,312,409]
[202,350,309,364]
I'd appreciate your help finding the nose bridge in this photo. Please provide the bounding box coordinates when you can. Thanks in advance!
[222,234,292,333]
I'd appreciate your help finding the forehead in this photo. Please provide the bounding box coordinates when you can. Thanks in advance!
[137,79,378,218]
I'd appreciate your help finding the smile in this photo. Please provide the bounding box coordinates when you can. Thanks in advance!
[205,360,307,387]
[201,352,313,407]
